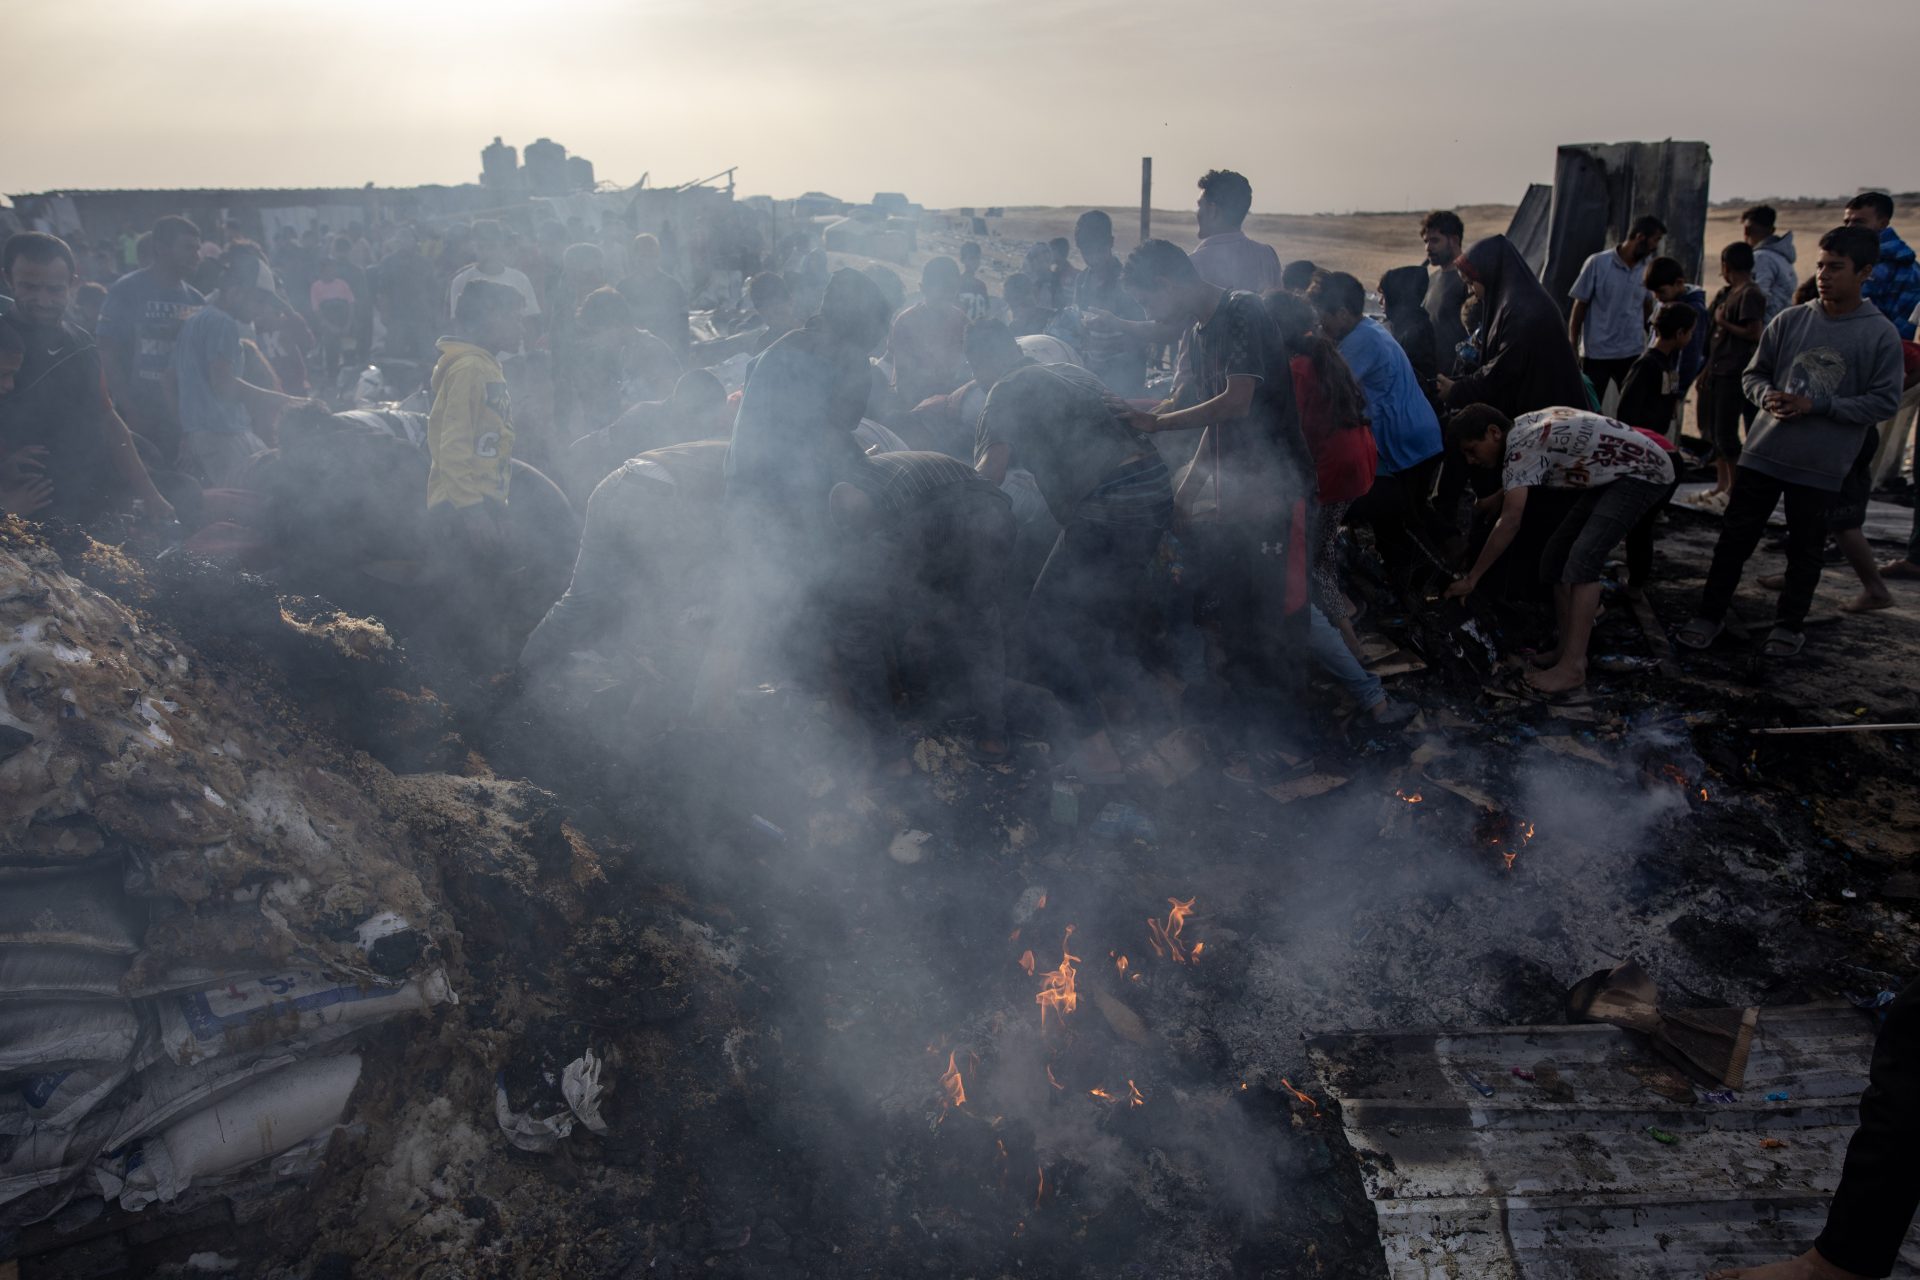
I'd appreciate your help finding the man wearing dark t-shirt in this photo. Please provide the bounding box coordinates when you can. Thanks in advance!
[1071,211,1149,397]
[97,216,206,461]
[1,232,175,526]
[1122,239,1315,780]
[614,233,690,354]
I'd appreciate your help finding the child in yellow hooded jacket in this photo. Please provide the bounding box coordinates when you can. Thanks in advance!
[428,279,522,513]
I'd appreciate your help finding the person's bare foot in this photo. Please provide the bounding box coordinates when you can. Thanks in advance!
[1706,1246,1872,1279]
[1525,662,1586,695]
[1842,589,1893,613]
[1758,573,1786,591]
[1528,647,1564,670]
[1879,558,1920,581]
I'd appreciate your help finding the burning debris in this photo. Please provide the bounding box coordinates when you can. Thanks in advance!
[1145,897,1203,964]
[939,1050,967,1112]
[1033,927,1080,1028]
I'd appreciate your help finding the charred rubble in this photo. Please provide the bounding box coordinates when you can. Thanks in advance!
[2,509,1916,1279]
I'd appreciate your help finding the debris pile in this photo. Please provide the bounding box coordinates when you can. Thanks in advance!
[0,538,457,1227]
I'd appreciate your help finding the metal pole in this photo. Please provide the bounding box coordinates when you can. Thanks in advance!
[1751,723,1920,736]
[1140,158,1152,244]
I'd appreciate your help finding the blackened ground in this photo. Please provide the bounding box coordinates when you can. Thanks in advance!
[16,494,1919,1280]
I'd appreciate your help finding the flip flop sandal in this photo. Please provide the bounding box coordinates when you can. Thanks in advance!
[1675,617,1723,650]
[1759,627,1806,658]
[1517,680,1592,706]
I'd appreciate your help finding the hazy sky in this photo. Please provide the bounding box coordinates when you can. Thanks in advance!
[11,0,1920,212]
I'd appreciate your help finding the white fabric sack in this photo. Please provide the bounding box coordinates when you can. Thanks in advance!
[0,948,129,1001]
[0,1000,139,1077]
[154,969,454,1065]
[115,1054,361,1210]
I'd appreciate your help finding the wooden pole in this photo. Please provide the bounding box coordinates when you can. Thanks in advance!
[1140,158,1152,244]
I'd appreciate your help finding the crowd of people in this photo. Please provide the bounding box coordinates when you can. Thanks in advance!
[4,176,1920,758]
[5,170,1920,1277]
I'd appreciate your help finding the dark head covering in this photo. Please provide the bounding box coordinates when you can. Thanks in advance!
[1446,235,1587,416]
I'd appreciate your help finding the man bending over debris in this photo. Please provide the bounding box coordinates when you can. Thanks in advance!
[976,360,1172,782]
[1676,226,1905,660]
[827,450,1014,774]
[1708,979,1920,1280]
[699,269,893,714]
[1444,405,1674,696]
[519,440,728,729]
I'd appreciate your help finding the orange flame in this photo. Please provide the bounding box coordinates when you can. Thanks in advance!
[1699,787,1709,802]
[1046,1064,1065,1091]
[1018,949,1036,976]
[1280,1077,1322,1116]
[1089,1087,1116,1102]
[1397,789,1424,803]
[1127,1080,1146,1107]
[1146,897,1199,963]
[1035,893,1047,910]
[1034,926,1079,1027]
[1115,953,1129,976]
[940,1052,966,1110]
[1035,1165,1046,1207]
[1190,940,1205,961]
[1485,814,1536,871]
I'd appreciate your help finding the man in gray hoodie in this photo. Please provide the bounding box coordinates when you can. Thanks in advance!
[1677,225,1904,658]
[1743,205,1799,321]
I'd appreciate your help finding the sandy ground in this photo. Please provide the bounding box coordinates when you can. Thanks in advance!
[910,198,1864,297]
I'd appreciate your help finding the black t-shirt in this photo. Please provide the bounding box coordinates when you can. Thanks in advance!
[615,269,691,352]
[0,315,125,523]
[1614,348,1679,432]
[1186,291,1312,522]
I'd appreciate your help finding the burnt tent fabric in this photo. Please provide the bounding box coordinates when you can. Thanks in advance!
[1504,183,1553,277]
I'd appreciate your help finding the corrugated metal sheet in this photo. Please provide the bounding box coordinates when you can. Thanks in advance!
[1309,1004,1920,1278]
[1540,140,1713,311]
